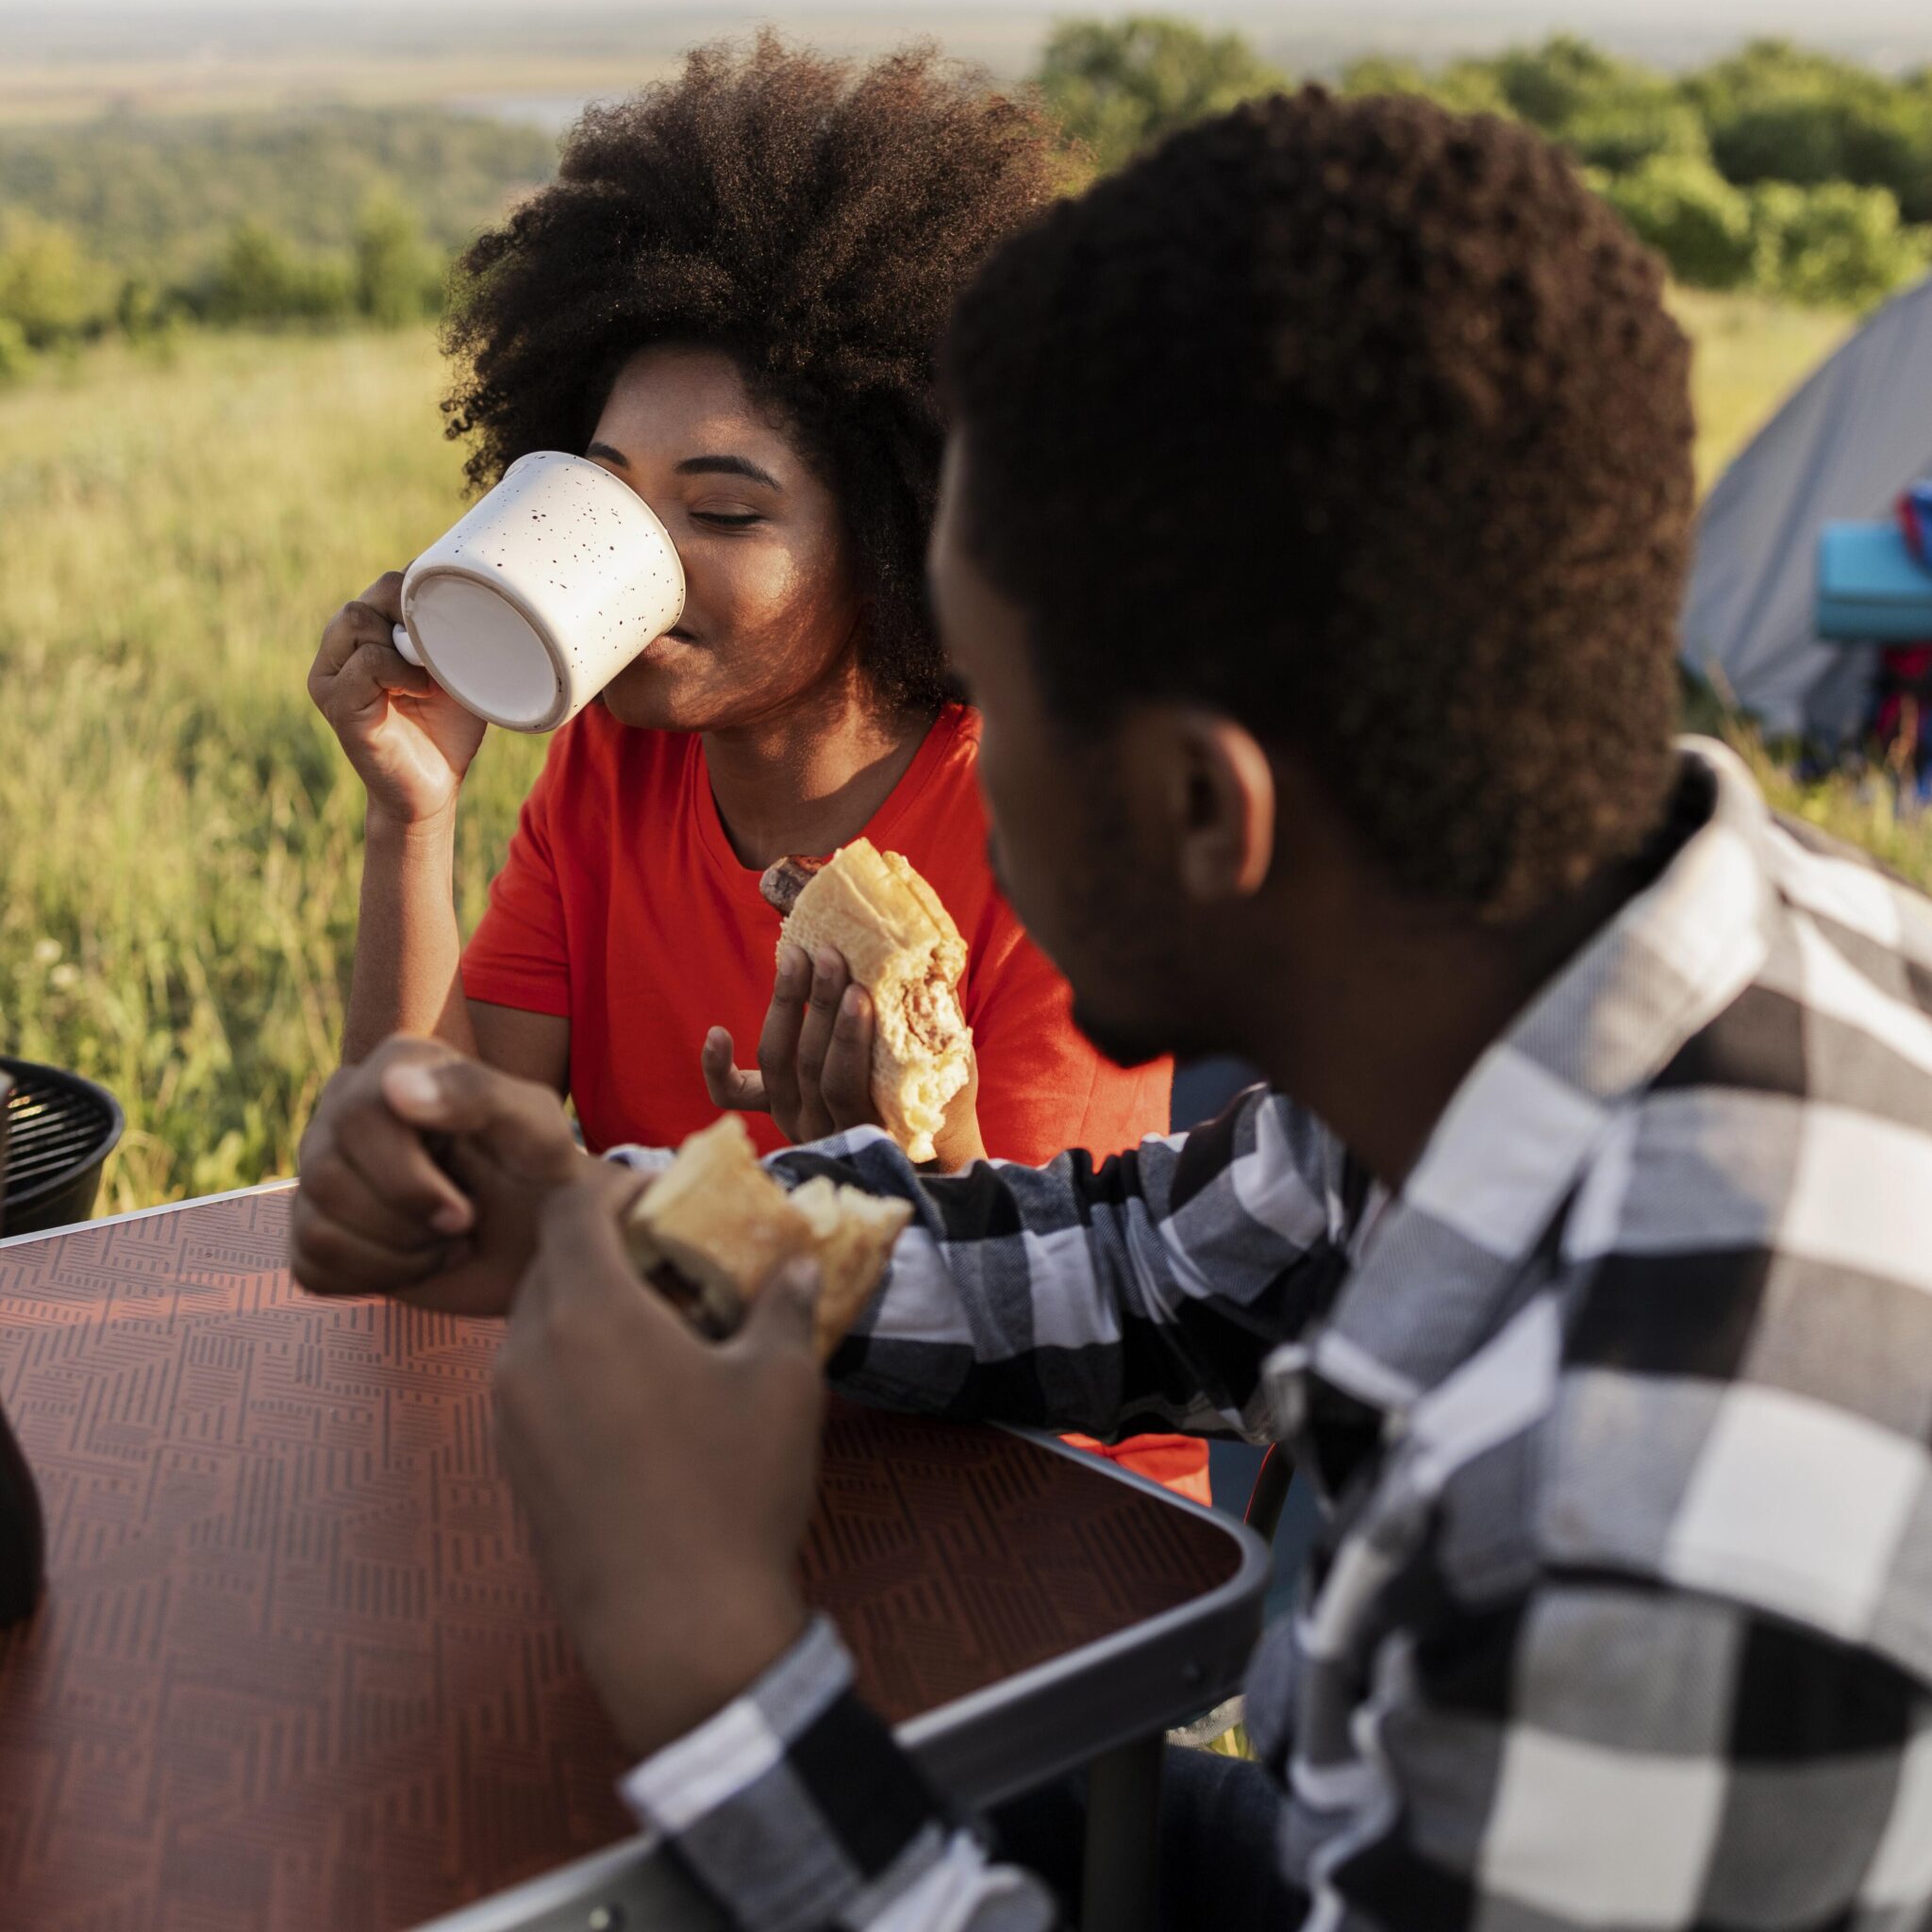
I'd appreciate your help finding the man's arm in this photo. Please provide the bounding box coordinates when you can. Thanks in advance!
[491,1168,1070,1931]
[587,1091,1356,1929]
[624,1570,1932,1932]
[612,1086,1357,1447]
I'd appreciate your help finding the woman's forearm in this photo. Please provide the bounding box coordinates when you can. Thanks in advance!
[341,807,480,1064]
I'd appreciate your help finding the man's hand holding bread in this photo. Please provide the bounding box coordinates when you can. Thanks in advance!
[493,1161,821,1757]
[293,1044,914,1360]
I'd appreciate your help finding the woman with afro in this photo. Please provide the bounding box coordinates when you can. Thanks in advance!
[307,38,1199,1496]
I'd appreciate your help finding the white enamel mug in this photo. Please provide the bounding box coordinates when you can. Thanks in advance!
[391,450,686,732]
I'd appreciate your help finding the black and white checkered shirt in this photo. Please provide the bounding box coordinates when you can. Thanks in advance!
[611,739,1932,1931]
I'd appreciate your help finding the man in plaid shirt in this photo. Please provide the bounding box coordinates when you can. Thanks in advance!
[296,90,1932,1930]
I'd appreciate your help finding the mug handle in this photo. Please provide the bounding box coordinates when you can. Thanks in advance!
[391,623,425,669]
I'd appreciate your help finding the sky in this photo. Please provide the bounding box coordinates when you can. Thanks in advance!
[6,0,1924,19]
[6,0,1931,75]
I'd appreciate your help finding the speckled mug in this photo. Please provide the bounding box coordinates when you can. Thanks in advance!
[391,450,686,732]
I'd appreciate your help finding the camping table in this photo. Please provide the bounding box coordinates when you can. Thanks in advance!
[0,1187,1267,1932]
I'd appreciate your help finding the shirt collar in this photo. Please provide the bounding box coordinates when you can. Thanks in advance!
[1291,737,1778,1412]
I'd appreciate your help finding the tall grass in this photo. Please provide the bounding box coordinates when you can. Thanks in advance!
[0,295,1915,1212]
[1730,734,1932,879]
[0,330,543,1208]
[1673,288,1857,494]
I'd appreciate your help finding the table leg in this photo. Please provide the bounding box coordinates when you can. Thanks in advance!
[1081,1734,1164,1932]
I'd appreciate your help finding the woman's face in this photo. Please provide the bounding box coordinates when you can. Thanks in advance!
[581,345,862,733]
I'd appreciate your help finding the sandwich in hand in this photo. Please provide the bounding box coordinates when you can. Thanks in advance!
[760,839,972,1164]
[622,1115,913,1362]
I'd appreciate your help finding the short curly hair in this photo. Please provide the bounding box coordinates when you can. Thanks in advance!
[943,89,1695,918]
[441,34,1060,714]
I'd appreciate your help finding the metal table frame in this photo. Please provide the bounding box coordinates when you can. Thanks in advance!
[3,1190,1270,1932]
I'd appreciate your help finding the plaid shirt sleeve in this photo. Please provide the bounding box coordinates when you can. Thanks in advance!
[620,1581,1932,1932]
[785,1088,1356,1445]
[625,1086,1355,1447]
[618,1616,1062,1932]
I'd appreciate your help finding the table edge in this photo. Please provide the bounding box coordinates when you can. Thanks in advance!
[0,1180,293,1251]
[410,1433,1270,1932]
[893,1422,1269,1757]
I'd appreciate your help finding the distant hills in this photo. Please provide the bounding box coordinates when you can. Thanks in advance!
[4,5,1931,129]
[0,110,556,285]
[2,9,1928,357]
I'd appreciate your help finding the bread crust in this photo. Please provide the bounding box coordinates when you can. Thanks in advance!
[622,1116,913,1361]
[773,839,972,1162]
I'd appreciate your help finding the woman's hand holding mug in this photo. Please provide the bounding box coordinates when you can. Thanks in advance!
[308,570,488,828]
[310,451,688,823]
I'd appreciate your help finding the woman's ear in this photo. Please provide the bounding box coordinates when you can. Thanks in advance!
[1169,710,1276,903]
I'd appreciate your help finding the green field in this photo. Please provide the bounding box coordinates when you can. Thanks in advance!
[1670,289,1855,493]
[0,298,1917,1212]
[0,329,545,1208]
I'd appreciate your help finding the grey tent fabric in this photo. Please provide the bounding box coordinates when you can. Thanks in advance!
[1680,274,1932,742]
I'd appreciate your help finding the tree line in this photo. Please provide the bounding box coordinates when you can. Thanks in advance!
[0,198,454,378]
[0,107,555,376]
[3,23,1930,378]
[1041,22,1932,308]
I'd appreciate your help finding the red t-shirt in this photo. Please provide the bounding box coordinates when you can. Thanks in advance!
[461,705,1208,1500]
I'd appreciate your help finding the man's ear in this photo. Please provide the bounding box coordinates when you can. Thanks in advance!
[1125,709,1275,903]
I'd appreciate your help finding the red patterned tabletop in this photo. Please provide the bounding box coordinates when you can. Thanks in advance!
[0,1189,1238,1931]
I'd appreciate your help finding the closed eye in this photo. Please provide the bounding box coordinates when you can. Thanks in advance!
[691,510,763,529]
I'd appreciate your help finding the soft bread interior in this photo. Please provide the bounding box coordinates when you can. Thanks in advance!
[777,838,973,1163]
[622,1115,912,1361]
[789,1176,914,1359]
[621,1116,808,1336]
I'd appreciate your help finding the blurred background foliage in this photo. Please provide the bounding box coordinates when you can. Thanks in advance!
[2,19,1930,375]
[1033,15,1292,172]
[0,108,555,347]
[1032,20,1932,310]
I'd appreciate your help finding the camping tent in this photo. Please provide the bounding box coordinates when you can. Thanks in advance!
[1680,273,1932,743]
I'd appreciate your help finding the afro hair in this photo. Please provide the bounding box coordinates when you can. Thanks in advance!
[442,34,1062,714]
[944,88,1696,918]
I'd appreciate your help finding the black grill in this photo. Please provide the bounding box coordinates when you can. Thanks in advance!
[2,1058,124,1238]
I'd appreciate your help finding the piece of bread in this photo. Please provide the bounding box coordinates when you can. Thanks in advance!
[786,1175,916,1361]
[622,1115,913,1362]
[761,839,972,1164]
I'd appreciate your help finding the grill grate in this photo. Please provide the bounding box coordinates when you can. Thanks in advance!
[5,1067,120,1209]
